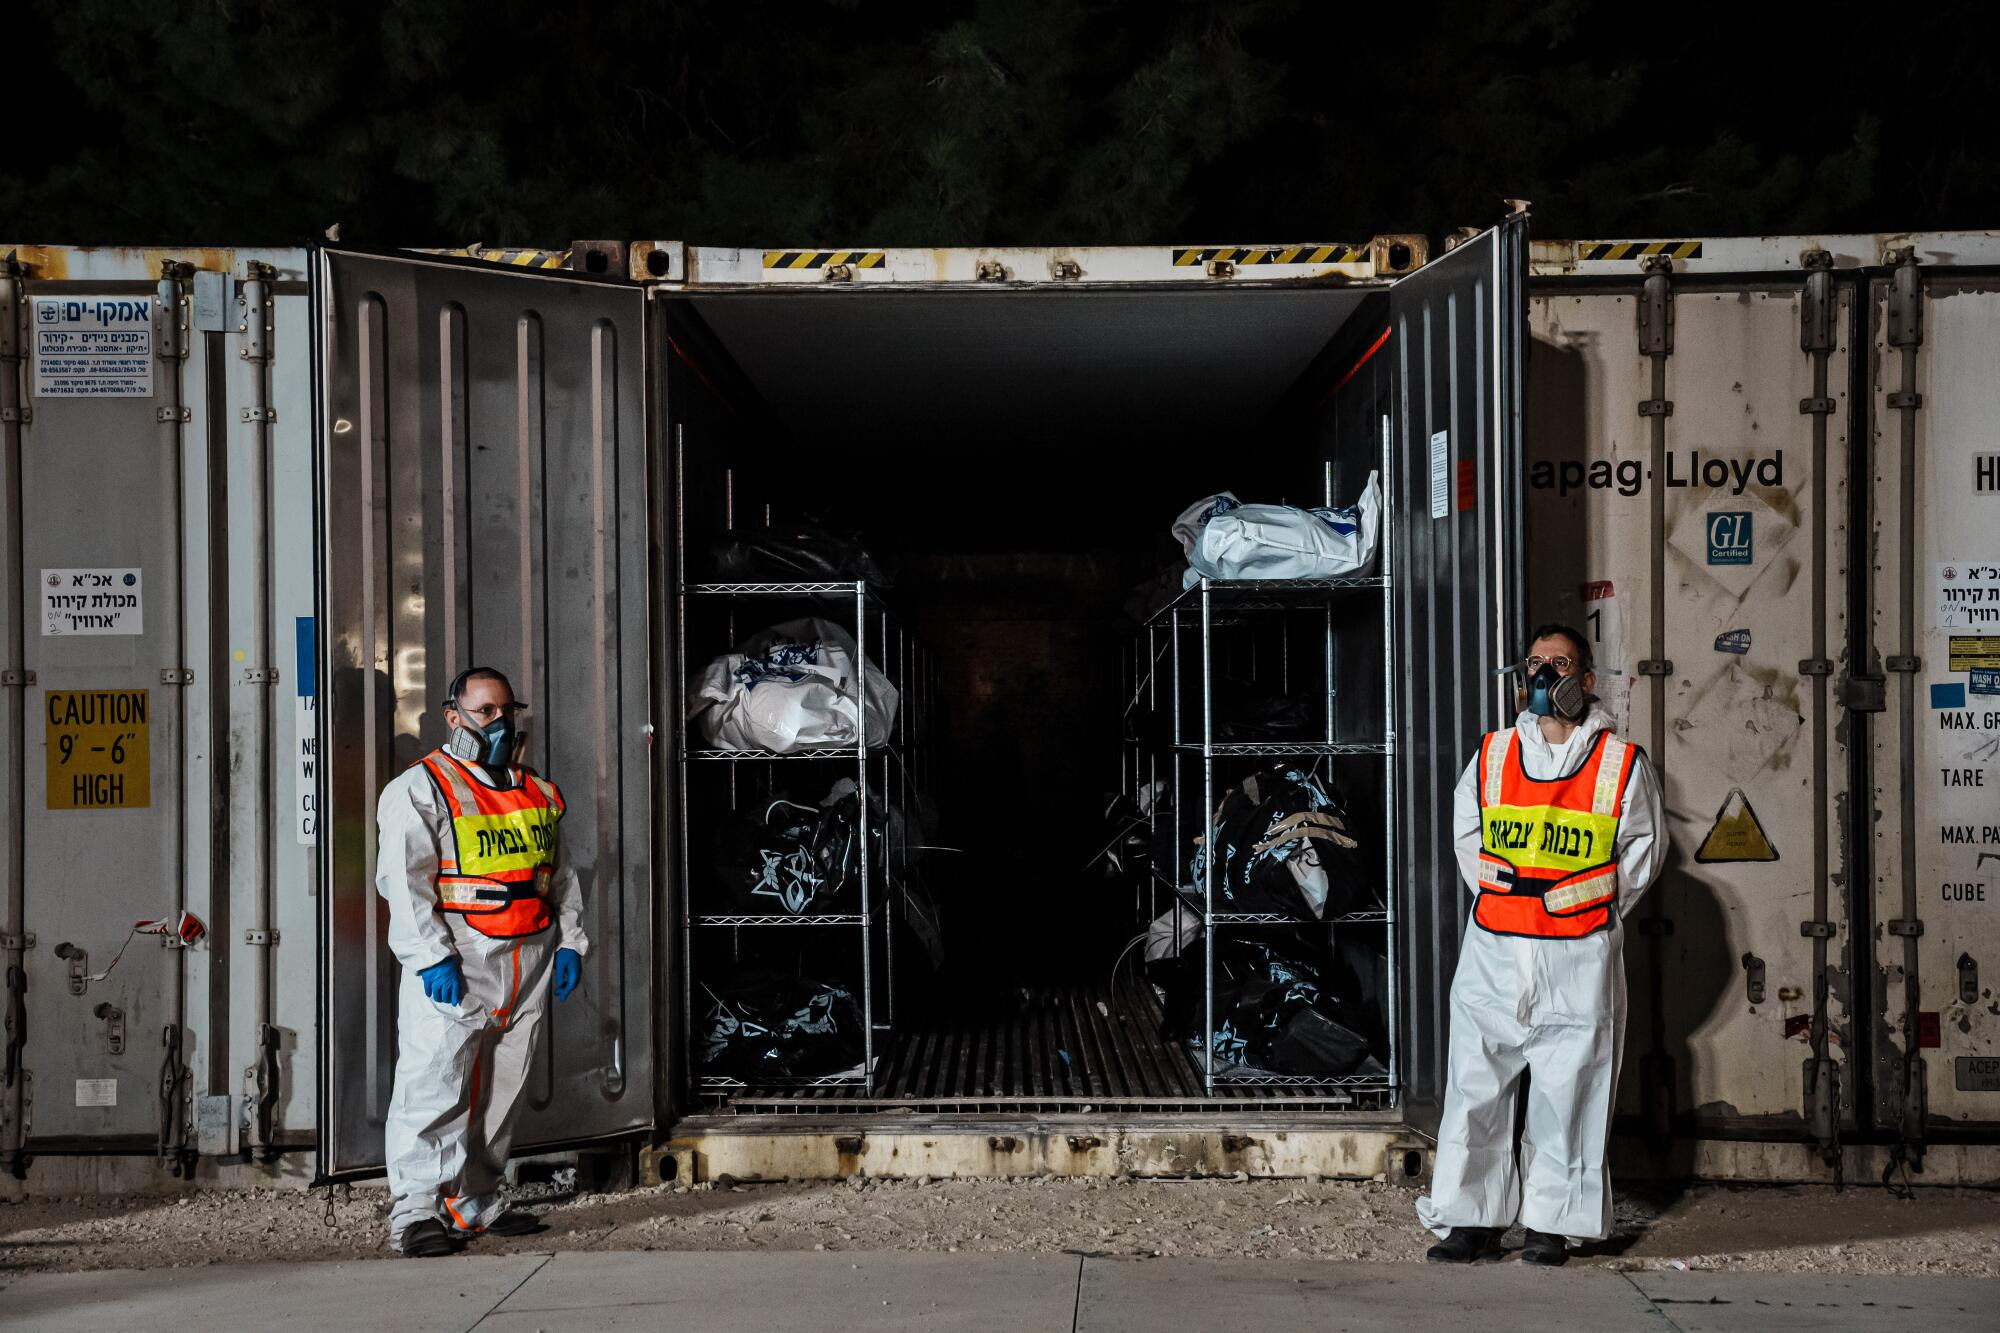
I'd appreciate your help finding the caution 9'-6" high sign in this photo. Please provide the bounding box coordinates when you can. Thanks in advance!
[45,689,150,809]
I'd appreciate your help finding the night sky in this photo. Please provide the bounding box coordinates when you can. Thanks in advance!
[8,0,1997,248]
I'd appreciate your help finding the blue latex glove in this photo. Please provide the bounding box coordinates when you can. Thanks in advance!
[552,948,581,1003]
[418,956,464,1006]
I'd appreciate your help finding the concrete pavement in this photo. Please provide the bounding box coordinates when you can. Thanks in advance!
[5,1251,1995,1331]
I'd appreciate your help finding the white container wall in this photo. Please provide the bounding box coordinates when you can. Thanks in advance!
[1867,261,2000,1141]
[0,246,318,1177]
[1528,276,1855,1141]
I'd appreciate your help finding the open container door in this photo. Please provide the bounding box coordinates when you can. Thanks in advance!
[314,249,656,1180]
[1386,216,1529,1137]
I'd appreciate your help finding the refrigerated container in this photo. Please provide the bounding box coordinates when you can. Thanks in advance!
[1527,232,2000,1182]
[4,225,1997,1194]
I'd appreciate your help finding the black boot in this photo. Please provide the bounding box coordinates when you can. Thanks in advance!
[398,1218,462,1259]
[1520,1228,1570,1266]
[1425,1227,1497,1263]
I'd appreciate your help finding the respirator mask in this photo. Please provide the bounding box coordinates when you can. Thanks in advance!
[443,668,523,768]
[1524,662,1590,723]
[447,713,521,768]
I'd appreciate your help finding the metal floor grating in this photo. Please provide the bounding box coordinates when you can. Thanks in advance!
[700,971,1393,1115]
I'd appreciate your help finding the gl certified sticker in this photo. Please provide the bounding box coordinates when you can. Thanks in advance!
[1707,511,1752,566]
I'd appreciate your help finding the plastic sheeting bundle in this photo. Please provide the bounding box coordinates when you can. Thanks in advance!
[1190,767,1366,921]
[689,617,900,753]
[698,969,866,1080]
[1172,471,1382,587]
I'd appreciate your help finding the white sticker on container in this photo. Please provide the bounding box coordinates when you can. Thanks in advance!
[32,297,154,398]
[1937,563,2000,630]
[296,696,318,845]
[1429,430,1450,519]
[75,1078,117,1108]
[295,615,318,845]
[41,568,143,636]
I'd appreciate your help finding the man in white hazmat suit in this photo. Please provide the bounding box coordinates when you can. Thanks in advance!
[1415,625,1665,1265]
[376,667,590,1258]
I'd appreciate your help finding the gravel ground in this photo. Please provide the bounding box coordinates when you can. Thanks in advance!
[3,1176,1997,1278]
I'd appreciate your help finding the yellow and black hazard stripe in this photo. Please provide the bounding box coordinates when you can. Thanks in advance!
[1578,240,1704,262]
[1173,245,1370,267]
[762,250,887,271]
[415,246,572,270]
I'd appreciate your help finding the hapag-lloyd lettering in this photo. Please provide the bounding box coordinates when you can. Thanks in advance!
[1528,449,1785,498]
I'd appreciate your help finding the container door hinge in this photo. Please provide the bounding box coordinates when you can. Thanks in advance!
[1800,920,1837,940]
[160,1023,194,1175]
[0,932,33,951]
[1637,659,1674,677]
[1959,953,1980,1005]
[1799,250,1838,353]
[243,928,279,946]
[1803,1057,1841,1145]
[7,1071,33,1162]
[1637,399,1673,418]
[155,406,191,424]
[1885,248,1924,349]
[239,407,277,423]
[1899,1059,1928,1139]
[1887,918,1924,938]
[236,262,275,362]
[0,405,28,425]
[1884,655,1921,673]
[1637,255,1675,351]
[160,668,195,685]
[1798,657,1834,676]
[0,670,34,688]
[2,962,25,1093]
[241,667,279,685]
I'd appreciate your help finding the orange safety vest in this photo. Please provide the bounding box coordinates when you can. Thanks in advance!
[418,749,564,939]
[1472,727,1638,939]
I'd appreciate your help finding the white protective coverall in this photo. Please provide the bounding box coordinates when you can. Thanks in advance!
[375,755,591,1247]
[1415,707,1665,1242]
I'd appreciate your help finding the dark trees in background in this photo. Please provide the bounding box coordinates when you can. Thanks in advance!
[6,0,1996,246]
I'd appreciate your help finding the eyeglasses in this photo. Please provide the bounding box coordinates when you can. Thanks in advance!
[1523,655,1580,676]
[455,701,527,723]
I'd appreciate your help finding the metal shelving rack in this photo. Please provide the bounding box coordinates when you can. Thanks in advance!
[677,578,932,1098]
[1137,458,1398,1103]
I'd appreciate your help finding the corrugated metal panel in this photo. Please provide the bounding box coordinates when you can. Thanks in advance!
[1385,218,1528,1134]
[1527,280,1854,1131]
[1867,268,2000,1137]
[315,250,656,1179]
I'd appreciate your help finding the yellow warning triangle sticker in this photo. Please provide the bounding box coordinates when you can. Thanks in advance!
[1695,787,1779,863]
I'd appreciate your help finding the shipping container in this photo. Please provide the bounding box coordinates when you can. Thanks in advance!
[2,226,1996,1196]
